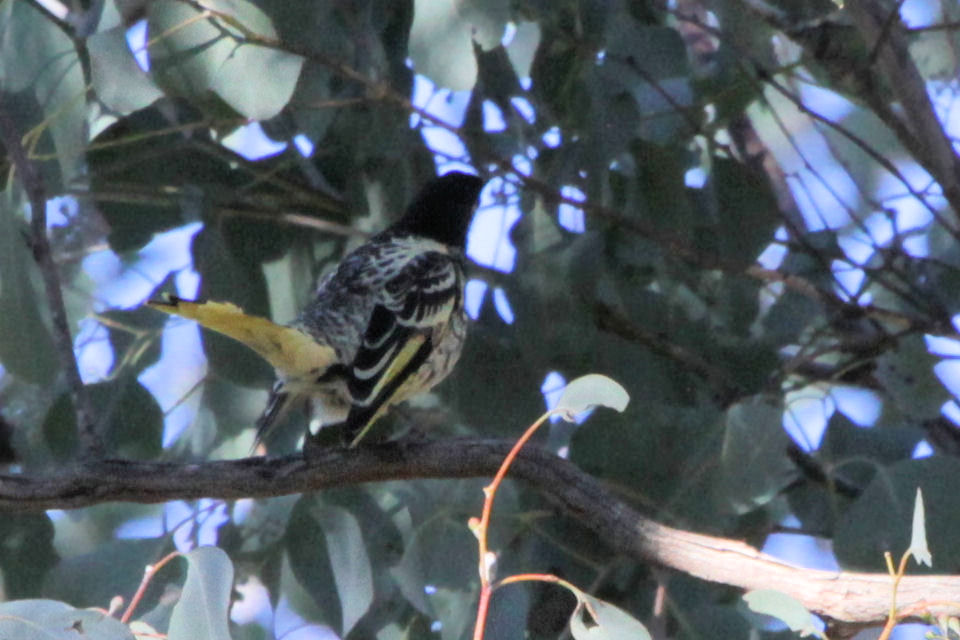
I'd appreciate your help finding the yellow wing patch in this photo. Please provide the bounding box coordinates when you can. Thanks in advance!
[148,297,336,378]
[362,333,428,404]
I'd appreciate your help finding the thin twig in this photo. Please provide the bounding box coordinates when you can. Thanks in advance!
[0,98,103,459]
[867,0,908,66]
[120,551,182,624]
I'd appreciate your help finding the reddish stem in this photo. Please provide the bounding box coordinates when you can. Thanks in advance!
[471,410,560,640]
[120,551,182,624]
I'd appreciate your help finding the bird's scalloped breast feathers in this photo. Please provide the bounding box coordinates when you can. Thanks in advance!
[147,296,337,378]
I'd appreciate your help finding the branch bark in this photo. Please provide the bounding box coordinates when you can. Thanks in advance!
[2,437,958,626]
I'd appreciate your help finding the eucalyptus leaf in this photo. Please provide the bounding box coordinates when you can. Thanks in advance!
[719,396,796,514]
[835,457,960,571]
[167,547,234,640]
[569,594,651,640]
[88,26,163,114]
[312,503,373,636]
[0,197,57,385]
[909,488,932,568]
[743,589,824,638]
[0,0,86,181]
[0,599,135,640]
[555,374,629,421]
[409,0,508,90]
[148,0,303,119]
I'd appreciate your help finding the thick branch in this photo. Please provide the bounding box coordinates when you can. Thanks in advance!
[0,99,102,459]
[1,437,959,625]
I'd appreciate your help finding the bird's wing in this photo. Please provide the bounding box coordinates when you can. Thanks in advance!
[343,248,462,445]
[148,296,338,379]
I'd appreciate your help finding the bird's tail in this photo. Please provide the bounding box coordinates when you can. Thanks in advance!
[250,382,298,453]
[147,295,337,379]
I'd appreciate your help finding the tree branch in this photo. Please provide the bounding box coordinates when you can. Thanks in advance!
[0,98,103,459]
[847,1,960,217]
[2,437,959,625]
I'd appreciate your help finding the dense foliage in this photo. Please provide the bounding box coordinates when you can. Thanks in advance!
[2,0,960,638]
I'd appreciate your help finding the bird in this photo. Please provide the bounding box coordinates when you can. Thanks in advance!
[149,171,485,450]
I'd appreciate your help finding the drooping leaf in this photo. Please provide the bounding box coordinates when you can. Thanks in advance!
[43,538,166,610]
[391,511,477,617]
[875,335,948,422]
[88,26,164,115]
[600,22,693,144]
[167,546,234,640]
[705,158,781,269]
[834,457,960,571]
[0,599,136,640]
[718,396,797,514]
[0,195,57,385]
[909,487,932,568]
[554,374,629,421]
[409,0,508,90]
[285,495,344,630]
[312,503,373,636]
[43,377,165,459]
[0,514,58,599]
[743,589,824,638]
[569,593,651,640]
[147,0,303,119]
[0,0,86,182]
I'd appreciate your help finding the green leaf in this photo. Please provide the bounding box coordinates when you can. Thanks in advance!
[0,195,57,385]
[743,589,824,638]
[88,26,163,114]
[0,514,57,599]
[909,487,932,568]
[0,599,136,640]
[43,378,165,460]
[311,503,373,636]
[148,0,303,119]
[718,396,796,514]
[88,101,270,253]
[211,41,304,120]
[571,401,722,518]
[569,594,651,640]
[875,335,948,422]
[130,620,162,640]
[762,290,822,345]
[599,22,693,144]
[0,0,87,182]
[391,513,476,616]
[43,538,166,610]
[285,495,344,630]
[426,586,476,640]
[277,549,326,629]
[555,374,630,421]
[834,457,960,571]
[706,158,781,269]
[505,21,540,79]
[819,412,921,489]
[409,0,508,90]
[167,546,234,640]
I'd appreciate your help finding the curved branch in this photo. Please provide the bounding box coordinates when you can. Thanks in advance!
[3,437,959,625]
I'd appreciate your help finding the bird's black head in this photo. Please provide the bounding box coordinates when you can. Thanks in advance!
[391,171,485,248]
